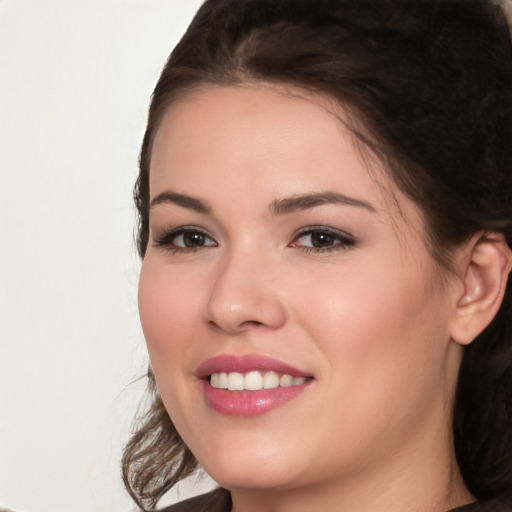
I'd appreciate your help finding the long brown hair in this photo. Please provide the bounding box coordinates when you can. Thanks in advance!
[123,1,512,509]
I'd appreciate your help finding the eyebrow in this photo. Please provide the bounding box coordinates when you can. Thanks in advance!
[149,190,376,216]
[270,192,376,215]
[149,191,211,214]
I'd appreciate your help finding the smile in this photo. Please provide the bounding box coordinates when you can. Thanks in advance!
[198,354,314,416]
[210,371,308,391]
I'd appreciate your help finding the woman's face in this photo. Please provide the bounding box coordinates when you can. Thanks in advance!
[139,85,463,495]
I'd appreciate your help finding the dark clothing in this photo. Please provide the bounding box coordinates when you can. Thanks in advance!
[449,499,512,512]
[161,488,512,512]
[160,488,230,512]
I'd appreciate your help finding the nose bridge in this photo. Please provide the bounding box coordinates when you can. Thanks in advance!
[206,243,286,333]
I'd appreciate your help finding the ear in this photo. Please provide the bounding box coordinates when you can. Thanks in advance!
[450,232,512,346]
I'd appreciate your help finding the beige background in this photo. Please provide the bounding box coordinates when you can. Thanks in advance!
[0,1,208,511]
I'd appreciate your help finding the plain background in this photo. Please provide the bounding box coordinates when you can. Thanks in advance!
[0,1,212,511]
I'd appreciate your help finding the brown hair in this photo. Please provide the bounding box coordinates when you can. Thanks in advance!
[124,1,512,509]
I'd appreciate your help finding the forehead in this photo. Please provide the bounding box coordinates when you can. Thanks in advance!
[149,83,421,231]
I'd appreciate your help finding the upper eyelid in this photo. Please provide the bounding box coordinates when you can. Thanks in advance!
[152,225,217,246]
[153,225,214,237]
[154,224,353,236]
[293,225,355,238]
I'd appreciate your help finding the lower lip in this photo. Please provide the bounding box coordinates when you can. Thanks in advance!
[201,380,311,417]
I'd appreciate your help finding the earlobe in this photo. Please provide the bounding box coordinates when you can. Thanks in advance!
[451,232,512,346]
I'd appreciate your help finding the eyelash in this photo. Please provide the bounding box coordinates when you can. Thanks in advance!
[153,226,356,254]
[289,226,356,253]
[153,226,217,254]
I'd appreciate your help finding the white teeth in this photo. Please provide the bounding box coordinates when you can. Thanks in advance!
[227,372,244,391]
[210,373,220,388]
[279,374,293,387]
[244,371,263,390]
[210,371,308,391]
[263,371,279,389]
[218,372,228,388]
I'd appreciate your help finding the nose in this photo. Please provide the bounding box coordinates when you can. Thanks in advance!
[205,251,287,334]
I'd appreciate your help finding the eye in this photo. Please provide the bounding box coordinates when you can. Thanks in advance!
[289,227,355,252]
[173,231,215,248]
[154,227,217,252]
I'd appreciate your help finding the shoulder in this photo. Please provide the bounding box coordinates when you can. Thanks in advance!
[449,498,512,512]
[159,488,231,512]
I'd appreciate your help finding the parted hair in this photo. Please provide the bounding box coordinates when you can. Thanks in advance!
[123,1,512,510]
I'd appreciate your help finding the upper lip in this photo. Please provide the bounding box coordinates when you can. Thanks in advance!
[196,354,312,379]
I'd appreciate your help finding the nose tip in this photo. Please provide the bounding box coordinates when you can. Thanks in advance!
[205,266,286,334]
[207,296,286,334]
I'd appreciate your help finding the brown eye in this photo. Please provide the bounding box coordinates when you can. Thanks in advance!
[180,232,208,247]
[172,230,216,248]
[309,232,336,248]
[290,227,356,252]
[154,227,217,251]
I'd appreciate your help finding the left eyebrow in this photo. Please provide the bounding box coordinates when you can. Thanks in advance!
[270,192,377,215]
[149,191,211,214]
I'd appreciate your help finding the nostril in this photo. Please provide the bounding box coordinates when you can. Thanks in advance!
[209,319,263,327]
[207,319,265,332]
[208,320,221,330]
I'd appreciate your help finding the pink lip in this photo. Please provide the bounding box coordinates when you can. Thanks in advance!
[196,354,313,417]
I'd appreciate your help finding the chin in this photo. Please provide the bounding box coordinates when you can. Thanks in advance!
[204,462,303,492]
[192,435,307,491]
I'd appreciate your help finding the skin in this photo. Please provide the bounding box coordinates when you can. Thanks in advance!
[138,84,476,512]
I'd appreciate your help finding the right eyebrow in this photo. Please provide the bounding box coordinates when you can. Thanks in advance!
[270,191,377,215]
[149,191,211,214]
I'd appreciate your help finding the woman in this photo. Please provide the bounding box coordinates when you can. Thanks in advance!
[123,1,512,511]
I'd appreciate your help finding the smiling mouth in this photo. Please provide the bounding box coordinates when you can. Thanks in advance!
[209,371,313,391]
[199,356,314,416]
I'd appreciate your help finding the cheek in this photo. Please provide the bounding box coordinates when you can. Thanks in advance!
[138,260,200,374]
[288,260,452,457]
[138,259,208,436]
[293,257,450,388]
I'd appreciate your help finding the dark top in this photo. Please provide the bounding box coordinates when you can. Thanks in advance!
[448,500,512,512]
[160,488,512,512]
